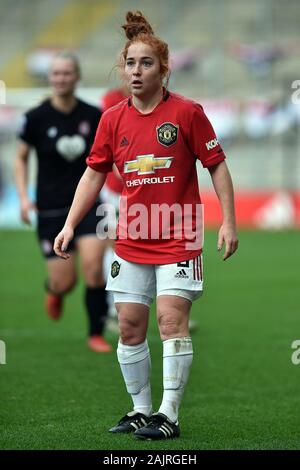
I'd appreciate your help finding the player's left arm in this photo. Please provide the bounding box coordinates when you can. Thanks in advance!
[208,160,239,260]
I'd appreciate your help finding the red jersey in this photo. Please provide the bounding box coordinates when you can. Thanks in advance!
[101,89,128,112]
[105,169,124,194]
[87,91,225,264]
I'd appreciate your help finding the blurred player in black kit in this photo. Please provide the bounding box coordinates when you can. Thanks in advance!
[15,51,112,353]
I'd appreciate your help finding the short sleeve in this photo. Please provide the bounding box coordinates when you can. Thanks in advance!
[86,114,113,173]
[17,113,36,146]
[188,104,226,168]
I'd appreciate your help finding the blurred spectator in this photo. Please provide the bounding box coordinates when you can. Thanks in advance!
[14,51,112,353]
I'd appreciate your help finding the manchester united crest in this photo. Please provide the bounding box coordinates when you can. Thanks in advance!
[156,122,179,147]
[111,260,121,278]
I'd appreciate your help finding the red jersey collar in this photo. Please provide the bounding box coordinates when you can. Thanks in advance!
[127,88,170,108]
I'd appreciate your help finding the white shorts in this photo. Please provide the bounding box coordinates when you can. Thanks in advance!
[106,253,203,306]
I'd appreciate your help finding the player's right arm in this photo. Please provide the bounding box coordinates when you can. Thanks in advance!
[14,141,36,224]
[54,167,106,259]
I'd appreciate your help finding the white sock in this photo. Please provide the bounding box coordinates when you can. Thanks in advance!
[158,337,193,422]
[117,340,152,417]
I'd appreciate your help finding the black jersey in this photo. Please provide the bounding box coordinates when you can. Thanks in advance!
[18,98,101,210]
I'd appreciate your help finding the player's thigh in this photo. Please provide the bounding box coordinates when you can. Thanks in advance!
[116,299,150,345]
[155,255,203,337]
[156,294,191,338]
[107,256,155,343]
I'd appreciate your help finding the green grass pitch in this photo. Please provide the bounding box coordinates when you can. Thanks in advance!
[0,229,299,450]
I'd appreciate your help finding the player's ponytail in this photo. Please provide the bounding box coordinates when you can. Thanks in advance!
[120,11,170,83]
[122,11,154,39]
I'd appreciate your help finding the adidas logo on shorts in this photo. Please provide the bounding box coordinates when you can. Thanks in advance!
[175,269,189,279]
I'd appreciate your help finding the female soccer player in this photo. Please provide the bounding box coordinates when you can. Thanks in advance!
[15,52,111,353]
[54,12,238,439]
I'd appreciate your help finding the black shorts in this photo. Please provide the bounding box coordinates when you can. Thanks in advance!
[37,204,101,259]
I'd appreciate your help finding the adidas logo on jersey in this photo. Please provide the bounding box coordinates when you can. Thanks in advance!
[120,137,129,147]
[175,269,189,279]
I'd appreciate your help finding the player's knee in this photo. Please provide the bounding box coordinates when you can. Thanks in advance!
[118,316,145,345]
[50,276,77,295]
[157,311,182,340]
[82,263,104,287]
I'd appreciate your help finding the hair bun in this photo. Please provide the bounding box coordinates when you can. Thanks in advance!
[122,11,154,40]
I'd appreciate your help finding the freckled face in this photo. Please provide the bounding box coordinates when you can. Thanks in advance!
[124,42,163,99]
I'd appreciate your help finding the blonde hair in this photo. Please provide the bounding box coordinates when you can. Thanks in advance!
[52,51,81,78]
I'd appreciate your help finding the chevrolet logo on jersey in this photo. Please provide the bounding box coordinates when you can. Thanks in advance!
[124,154,173,175]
